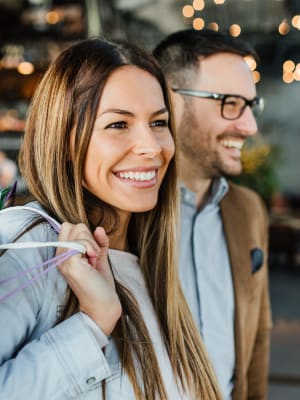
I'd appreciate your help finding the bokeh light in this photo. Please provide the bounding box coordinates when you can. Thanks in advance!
[244,56,257,71]
[17,61,34,75]
[278,20,290,35]
[46,11,60,24]
[193,17,205,30]
[291,15,300,29]
[207,22,219,31]
[182,5,195,18]
[283,71,294,84]
[283,60,295,73]
[193,0,205,11]
[253,70,261,84]
[229,24,241,37]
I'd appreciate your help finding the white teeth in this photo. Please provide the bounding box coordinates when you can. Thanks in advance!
[221,139,243,150]
[118,170,156,181]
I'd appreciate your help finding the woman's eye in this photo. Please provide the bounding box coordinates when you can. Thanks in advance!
[105,121,127,129]
[150,119,168,128]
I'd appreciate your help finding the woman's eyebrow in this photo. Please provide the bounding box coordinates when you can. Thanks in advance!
[98,107,169,118]
[98,109,133,117]
[151,107,169,117]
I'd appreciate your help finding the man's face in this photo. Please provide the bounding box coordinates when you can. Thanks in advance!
[172,52,258,178]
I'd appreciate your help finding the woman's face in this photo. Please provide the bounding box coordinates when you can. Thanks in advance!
[83,65,175,215]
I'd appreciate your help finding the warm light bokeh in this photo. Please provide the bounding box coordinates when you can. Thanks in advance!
[229,24,241,37]
[193,17,205,30]
[182,5,195,18]
[17,62,35,75]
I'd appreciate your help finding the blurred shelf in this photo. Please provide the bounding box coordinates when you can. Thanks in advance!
[0,131,23,160]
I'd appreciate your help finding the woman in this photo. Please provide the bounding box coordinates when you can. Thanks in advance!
[0,38,221,399]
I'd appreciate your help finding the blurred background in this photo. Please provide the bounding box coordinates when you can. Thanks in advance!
[0,0,299,398]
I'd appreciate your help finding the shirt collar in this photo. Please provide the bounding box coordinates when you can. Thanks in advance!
[180,177,228,208]
[210,177,229,205]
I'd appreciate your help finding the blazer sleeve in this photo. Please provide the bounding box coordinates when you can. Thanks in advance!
[0,223,112,399]
[247,198,272,400]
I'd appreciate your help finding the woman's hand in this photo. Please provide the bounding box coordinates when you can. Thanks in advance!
[56,222,122,336]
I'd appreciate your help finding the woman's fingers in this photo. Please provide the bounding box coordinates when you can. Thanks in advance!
[93,226,115,287]
[55,222,121,335]
[57,222,98,267]
[94,226,109,249]
[89,226,109,268]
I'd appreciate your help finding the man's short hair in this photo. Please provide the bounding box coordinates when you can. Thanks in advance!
[153,29,258,86]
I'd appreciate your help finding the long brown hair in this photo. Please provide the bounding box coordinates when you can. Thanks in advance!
[19,38,221,400]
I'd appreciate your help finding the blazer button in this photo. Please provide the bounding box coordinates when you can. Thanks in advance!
[86,377,96,385]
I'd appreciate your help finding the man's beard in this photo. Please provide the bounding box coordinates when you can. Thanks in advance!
[178,107,242,179]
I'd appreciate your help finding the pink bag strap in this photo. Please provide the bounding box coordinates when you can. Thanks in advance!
[0,206,85,303]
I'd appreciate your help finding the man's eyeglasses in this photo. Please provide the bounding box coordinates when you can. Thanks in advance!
[172,88,264,121]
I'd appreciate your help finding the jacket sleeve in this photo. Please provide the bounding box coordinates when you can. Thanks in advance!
[247,199,272,400]
[0,223,112,400]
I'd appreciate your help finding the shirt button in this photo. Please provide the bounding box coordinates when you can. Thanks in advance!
[86,377,96,385]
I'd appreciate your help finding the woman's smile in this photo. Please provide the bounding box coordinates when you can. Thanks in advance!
[114,167,159,188]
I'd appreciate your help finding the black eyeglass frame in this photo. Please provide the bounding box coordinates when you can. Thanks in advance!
[172,88,264,120]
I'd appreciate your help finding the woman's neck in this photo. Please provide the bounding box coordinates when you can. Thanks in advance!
[108,211,131,251]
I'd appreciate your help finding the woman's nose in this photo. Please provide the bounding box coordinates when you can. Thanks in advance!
[132,126,162,157]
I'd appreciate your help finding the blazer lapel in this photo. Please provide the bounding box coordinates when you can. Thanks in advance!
[220,188,252,383]
[220,191,251,295]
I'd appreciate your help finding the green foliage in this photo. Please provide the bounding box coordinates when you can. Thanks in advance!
[0,182,17,210]
[232,141,281,208]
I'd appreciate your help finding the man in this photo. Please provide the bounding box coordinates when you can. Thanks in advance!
[154,29,272,400]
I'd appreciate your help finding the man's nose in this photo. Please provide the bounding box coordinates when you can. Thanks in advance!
[235,106,258,137]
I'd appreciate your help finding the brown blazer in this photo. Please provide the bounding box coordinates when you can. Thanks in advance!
[220,182,272,400]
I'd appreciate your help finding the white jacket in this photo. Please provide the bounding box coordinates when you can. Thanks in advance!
[0,203,134,399]
[0,202,189,400]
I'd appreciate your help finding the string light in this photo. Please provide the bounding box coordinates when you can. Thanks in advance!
[283,60,295,73]
[282,60,295,83]
[229,24,241,37]
[207,22,219,31]
[193,18,205,30]
[278,19,290,35]
[252,70,260,84]
[291,15,300,29]
[46,11,60,25]
[294,64,300,81]
[283,72,294,84]
[17,61,34,75]
[182,5,195,18]
[193,0,205,11]
[244,56,257,71]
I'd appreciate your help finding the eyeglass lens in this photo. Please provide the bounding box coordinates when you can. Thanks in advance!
[222,96,263,120]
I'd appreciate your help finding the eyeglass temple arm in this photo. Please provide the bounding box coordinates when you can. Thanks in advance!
[172,88,222,100]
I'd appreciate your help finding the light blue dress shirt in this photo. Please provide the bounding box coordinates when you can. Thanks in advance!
[179,177,235,400]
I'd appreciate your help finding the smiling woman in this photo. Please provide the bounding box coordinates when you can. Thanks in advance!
[0,38,221,400]
[83,65,175,220]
